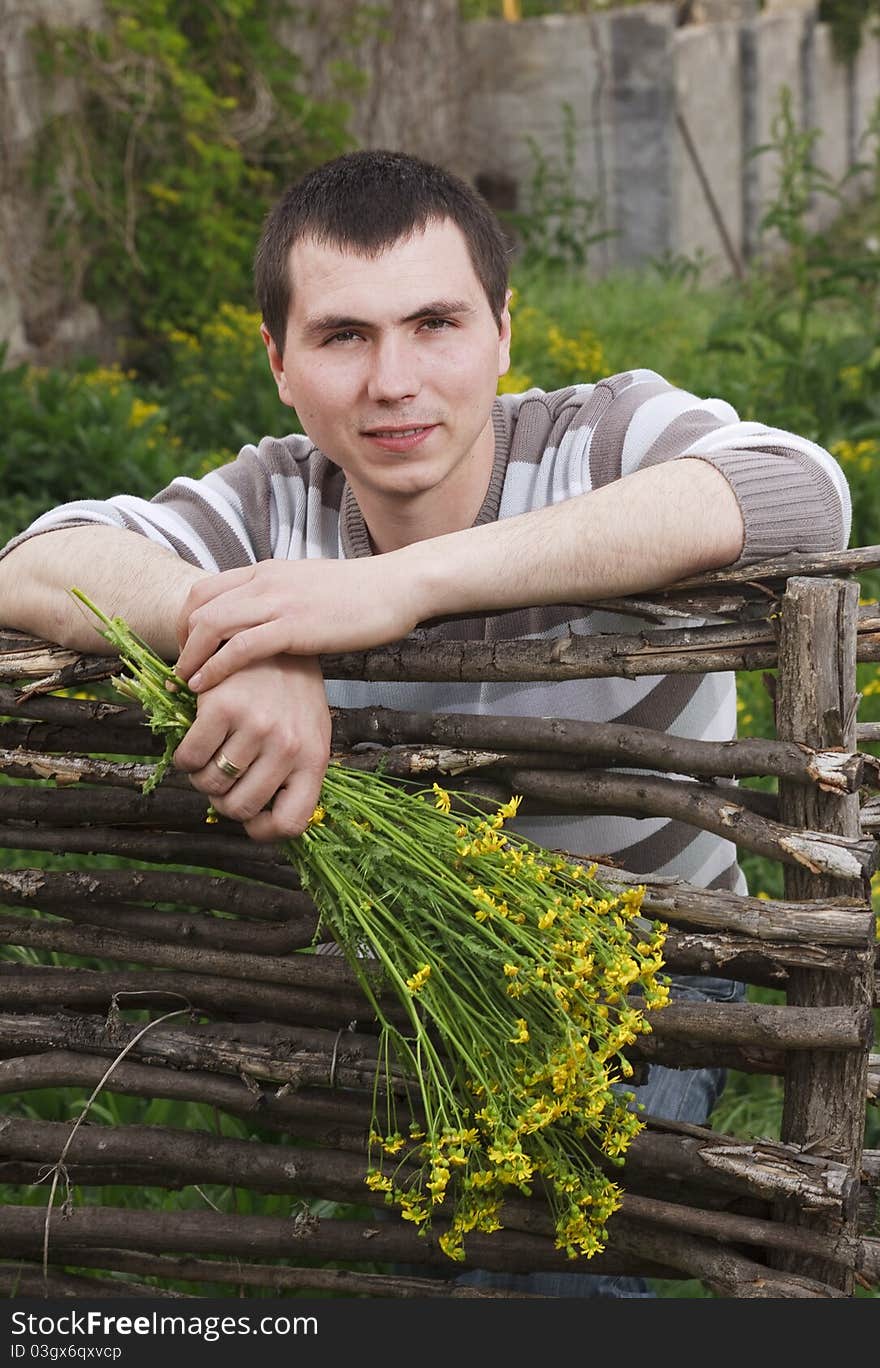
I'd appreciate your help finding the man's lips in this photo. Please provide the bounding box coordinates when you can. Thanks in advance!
[361,423,438,452]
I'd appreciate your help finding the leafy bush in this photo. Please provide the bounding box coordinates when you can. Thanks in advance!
[156,303,296,462]
[33,0,352,344]
[0,353,188,544]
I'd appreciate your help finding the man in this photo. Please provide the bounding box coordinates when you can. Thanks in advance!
[0,150,851,1295]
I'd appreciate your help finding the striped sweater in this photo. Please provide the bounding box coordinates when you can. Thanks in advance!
[7,369,851,896]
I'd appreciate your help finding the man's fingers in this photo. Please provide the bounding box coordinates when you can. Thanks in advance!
[208,751,287,825]
[175,566,256,652]
[185,622,294,692]
[244,766,326,842]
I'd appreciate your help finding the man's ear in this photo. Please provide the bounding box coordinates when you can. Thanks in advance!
[497,290,512,380]
[261,323,295,407]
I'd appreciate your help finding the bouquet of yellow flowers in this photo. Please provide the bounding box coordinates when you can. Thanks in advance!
[71,588,670,1262]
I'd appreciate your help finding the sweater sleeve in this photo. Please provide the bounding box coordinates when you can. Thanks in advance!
[0,435,314,572]
[580,369,852,562]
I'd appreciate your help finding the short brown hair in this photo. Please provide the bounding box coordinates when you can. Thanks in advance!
[255,150,511,355]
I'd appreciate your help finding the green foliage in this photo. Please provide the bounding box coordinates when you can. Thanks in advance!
[0,306,294,547]
[504,103,615,272]
[0,350,191,545]
[33,0,352,342]
[819,0,880,62]
[156,303,296,460]
[703,87,874,443]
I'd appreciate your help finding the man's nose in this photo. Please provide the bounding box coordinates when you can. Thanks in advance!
[366,334,421,404]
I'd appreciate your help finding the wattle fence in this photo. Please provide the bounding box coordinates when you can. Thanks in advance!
[0,548,878,1298]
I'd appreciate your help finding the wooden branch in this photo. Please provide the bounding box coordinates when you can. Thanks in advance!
[328,706,867,790]
[659,928,873,985]
[0,631,117,692]
[498,768,876,881]
[0,866,311,923]
[630,1116,855,1218]
[0,1000,870,1100]
[0,721,161,760]
[0,1203,653,1279]
[1,692,870,792]
[595,864,875,946]
[0,1115,381,1206]
[0,1051,374,1147]
[0,924,370,995]
[0,742,781,822]
[0,1198,850,1293]
[0,966,368,1031]
[0,1051,863,1229]
[856,1237,880,1287]
[0,785,221,829]
[0,1012,396,1093]
[0,1264,170,1299]
[0,684,140,727]
[0,618,866,688]
[6,900,318,957]
[658,544,880,593]
[774,576,873,1294]
[12,1249,538,1299]
[0,822,299,888]
[636,1000,873,1051]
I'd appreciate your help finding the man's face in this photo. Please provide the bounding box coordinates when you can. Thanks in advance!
[263,219,511,515]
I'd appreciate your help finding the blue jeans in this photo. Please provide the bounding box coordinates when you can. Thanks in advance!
[454,973,746,1298]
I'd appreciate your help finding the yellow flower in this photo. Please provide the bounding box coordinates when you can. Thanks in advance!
[307,804,326,827]
[127,398,161,429]
[405,963,432,994]
[432,783,452,813]
[498,368,533,394]
[509,1018,529,1044]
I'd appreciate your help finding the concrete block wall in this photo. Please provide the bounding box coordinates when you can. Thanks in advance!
[740,6,812,258]
[673,18,745,275]
[0,0,105,365]
[461,2,880,281]
[812,22,852,195]
[461,14,618,274]
[606,5,677,269]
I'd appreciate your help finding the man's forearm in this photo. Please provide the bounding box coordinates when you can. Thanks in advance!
[0,527,211,657]
[405,458,745,620]
[172,458,747,692]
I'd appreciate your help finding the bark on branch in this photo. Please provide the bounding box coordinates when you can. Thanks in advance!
[0,865,311,923]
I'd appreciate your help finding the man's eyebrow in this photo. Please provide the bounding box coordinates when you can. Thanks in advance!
[300,299,475,340]
[403,299,475,322]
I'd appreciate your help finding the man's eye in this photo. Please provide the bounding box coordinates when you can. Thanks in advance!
[420,318,453,332]
[325,330,361,345]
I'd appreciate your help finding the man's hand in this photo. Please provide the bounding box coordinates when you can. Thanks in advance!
[174,557,422,693]
[171,654,331,841]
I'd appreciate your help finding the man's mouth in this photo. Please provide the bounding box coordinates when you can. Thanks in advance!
[362,423,438,451]
[370,427,427,437]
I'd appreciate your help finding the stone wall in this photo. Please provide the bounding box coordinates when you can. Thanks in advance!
[460,3,880,281]
[0,0,107,366]
[2,1,879,364]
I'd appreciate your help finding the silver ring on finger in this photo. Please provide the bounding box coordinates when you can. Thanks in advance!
[214,749,247,780]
